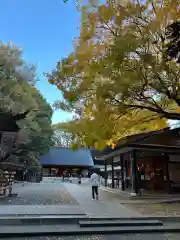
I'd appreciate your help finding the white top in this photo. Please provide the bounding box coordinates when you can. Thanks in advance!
[90,173,100,186]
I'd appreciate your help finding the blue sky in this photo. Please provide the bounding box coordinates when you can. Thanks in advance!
[1,0,80,124]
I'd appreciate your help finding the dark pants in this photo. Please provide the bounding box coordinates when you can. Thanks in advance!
[92,186,98,199]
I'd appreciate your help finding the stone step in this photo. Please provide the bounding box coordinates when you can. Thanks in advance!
[0,214,180,227]
[79,220,163,227]
[87,216,180,223]
[0,224,180,237]
[0,215,179,226]
[0,215,88,225]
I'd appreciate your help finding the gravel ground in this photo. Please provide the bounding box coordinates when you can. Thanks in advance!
[4,233,180,240]
[0,183,79,205]
[123,203,180,216]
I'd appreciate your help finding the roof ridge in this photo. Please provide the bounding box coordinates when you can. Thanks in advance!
[130,127,171,144]
[50,146,89,150]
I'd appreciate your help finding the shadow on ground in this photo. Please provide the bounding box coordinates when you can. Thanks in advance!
[0,183,79,205]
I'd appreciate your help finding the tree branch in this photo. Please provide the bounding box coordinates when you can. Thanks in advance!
[111,96,180,120]
[126,103,180,120]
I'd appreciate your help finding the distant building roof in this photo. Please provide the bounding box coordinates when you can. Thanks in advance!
[40,147,94,167]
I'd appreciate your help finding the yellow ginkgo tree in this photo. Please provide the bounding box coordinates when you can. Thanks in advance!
[53,97,167,149]
[48,0,179,149]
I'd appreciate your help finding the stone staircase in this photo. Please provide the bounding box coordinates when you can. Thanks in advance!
[0,215,180,237]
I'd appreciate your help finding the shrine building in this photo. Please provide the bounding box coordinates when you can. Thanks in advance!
[40,147,94,177]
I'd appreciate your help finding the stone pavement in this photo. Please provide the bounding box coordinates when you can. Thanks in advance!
[0,182,78,205]
[0,182,85,215]
[4,180,178,217]
[0,181,141,217]
[64,183,141,217]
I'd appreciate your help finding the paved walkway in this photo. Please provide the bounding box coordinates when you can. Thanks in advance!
[64,183,141,217]
[0,181,141,217]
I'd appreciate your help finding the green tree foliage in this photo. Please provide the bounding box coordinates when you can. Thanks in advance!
[47,0,179,149]
[0,42,53,168]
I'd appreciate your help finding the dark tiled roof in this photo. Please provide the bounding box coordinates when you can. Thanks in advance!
[138,127,180,146]
[92,127,174,158]
[114,128,170,148]
[40,147,94,167]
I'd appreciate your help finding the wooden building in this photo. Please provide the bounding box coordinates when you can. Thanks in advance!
[40,147,94,177]
[94,127,180,196]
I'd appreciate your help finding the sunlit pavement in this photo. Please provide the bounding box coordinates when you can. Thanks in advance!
[0,180,139,216]
[0,180,140,217]
[63,182,141,217]
[1,180,180,218]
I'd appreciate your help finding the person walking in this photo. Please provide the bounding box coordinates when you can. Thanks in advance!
[78,174,81,184]
[90,172,100,200]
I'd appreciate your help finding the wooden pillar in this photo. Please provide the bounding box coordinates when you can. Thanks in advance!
[104,159,107,187]
[111,158,115,188]
[120,154,125,191]
[49,168,51,177]
[125,159,128,189]
[131,150,138,194]
[164,153,171,193]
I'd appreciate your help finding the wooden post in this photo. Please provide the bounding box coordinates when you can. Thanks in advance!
[111,158,115,188]
[164,153,171,193]
[49,168,51,177]
[104,159,107,187]
[125,159,128,189]
[120,154,125,191]
[131,150,138,194]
